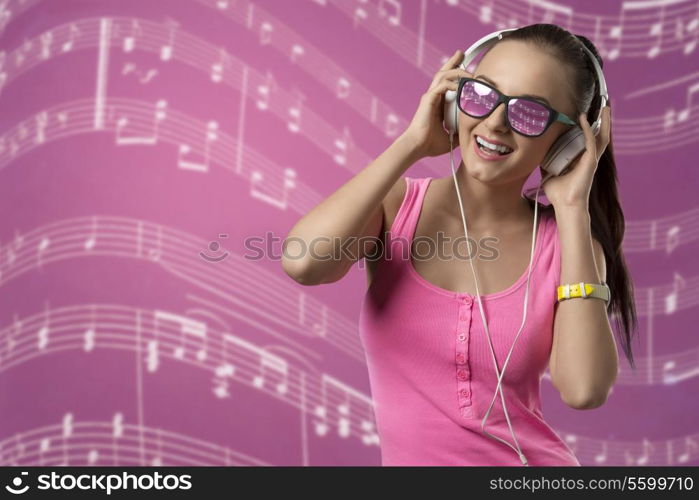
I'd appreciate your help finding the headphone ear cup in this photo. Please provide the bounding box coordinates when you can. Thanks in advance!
[443,86,459,135]
[540,128,586,177]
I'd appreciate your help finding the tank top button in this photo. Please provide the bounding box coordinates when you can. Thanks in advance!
[457,369,468,381]
[456,353,466,365]
[460,389,470,398]
[462,296,472,305]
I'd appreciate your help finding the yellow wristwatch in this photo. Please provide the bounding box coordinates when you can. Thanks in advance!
[557,281,610,304]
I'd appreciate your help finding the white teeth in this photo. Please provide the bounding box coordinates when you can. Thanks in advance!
[476,136,512,154]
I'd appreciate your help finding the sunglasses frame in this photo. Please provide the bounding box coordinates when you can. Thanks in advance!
[456,77,577,138]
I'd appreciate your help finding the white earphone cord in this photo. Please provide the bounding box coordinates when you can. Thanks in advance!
[448,132,554,466]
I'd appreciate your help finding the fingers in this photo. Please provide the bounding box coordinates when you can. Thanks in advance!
[441,50,464,71]
[595,105,611,155]
[429,51,467,92]
[602,105,611,143]
[579,112,596,153]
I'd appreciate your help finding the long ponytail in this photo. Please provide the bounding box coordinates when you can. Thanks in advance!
[512,24,639,369]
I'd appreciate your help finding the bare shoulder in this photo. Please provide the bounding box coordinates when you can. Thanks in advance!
[365,176,408,287]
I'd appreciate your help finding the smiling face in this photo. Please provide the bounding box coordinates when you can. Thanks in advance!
[458,40,577,184]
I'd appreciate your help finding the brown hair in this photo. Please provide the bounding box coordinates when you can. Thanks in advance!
[507,23,639,369]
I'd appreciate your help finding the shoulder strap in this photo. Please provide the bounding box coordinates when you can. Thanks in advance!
[389,177,431,241]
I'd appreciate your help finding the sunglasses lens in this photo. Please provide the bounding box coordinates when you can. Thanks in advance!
[459,80,552,137]
[459,80,498,117]
[508,99,550,136]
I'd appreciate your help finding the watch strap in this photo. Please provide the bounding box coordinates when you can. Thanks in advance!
[557,281,610,303]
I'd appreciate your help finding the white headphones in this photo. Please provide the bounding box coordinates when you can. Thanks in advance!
[444,28,609,180]
[441,28,609,466]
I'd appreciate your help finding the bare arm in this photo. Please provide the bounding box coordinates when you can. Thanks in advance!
[549,210,618,410]
[282,133,422,286]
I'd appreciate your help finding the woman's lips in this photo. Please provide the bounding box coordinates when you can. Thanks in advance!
[472,137,513,161]
[475,134,513,149]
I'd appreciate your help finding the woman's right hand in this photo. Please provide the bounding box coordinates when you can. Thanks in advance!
[402,50,473,159]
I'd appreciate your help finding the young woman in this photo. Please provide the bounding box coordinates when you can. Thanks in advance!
[282,24,638,466]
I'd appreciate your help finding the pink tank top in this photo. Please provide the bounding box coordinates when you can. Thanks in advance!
[359,176,580,466]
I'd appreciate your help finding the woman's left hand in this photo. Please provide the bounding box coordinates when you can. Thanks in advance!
[542,105,611,209]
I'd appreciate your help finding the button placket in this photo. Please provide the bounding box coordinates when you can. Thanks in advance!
[455,295,473,410]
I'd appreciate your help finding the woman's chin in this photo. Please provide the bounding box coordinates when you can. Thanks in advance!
[463,155,526,186]
[463,154,505,180]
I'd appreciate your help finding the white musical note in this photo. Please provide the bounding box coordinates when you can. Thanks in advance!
[318,375,373,440]
[677,437,697,463]
[146,338,159,372]
[564,433,578,453]
[84,216,97,251]
[664,107,677,131]
[37,236,50,268]
[210,48,230,83]
[636,438,654,465]
[37,303,50,351]
[62,24,80,52]
[122,20,142,53]
[287,94,303,133]
[594,441,608,464]
[674,3,698,54]
[39,437,51,465]
[665,225,680,254]
[664,272,685,314]
[154,310,208,362]
[256,72,277,111]
[252,351,289,395]
[249,167,296,210]
[676,81,699,123]
[14,38,32,67]
[160,19,178,61]
[111,412,124,466]
[479,1,494,23]
[136,221,163,262]
[662,359,676,384]
[290,43,305,63]
[378,0,402,26]
[213,333,235,399]
[81,304,96,352]
[115,99,167,145]
[646,2,668,58]
[259,21,273,45]
[177,120,218,172]
[60,412,73,466]
[384,112,399,136]
[40,31,53,60]
[313,305,327,338]
[334,127,352,166]
[607,3,629,60]
[35,111,48,144]
[527,0,572,30]
[353,4,368,28]
[222,334,288,395]
[336,77,350,99]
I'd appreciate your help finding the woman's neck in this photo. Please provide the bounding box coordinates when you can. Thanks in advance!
[440,169,535,229]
